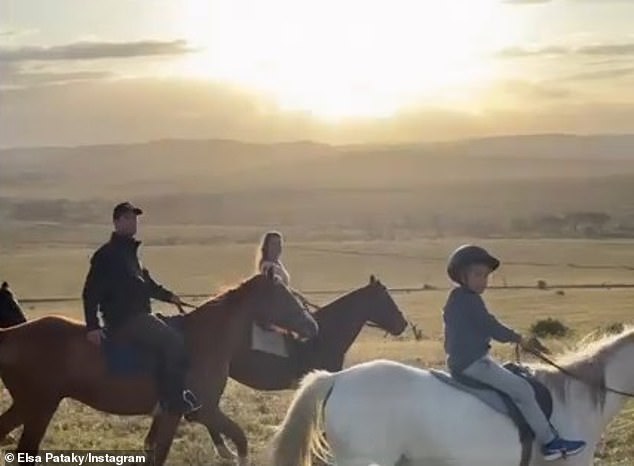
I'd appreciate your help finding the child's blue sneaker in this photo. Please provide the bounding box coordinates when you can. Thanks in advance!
[542,437,586,461]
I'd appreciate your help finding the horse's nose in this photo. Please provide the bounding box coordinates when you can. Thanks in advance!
[393,316,408,336]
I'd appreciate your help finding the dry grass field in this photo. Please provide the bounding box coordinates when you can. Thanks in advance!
[1,235,633,464]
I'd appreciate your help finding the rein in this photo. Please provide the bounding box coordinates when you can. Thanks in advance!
[517,344,634,398]
[302,297,321,311]
[175,301,197,315]
[295,288,414,338]
[289,288,320,312]
[365,319,417,340]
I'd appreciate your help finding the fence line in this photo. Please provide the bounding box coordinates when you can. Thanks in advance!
[17,282,634,305]
[12,245,634,304]
[291,245,634,270]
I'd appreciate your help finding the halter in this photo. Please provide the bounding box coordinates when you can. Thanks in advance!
[518,344,634,398]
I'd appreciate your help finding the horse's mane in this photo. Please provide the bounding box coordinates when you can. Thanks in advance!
[557,326,634,370]
[536,326,634,408]
[314,285,365,315]
[196,273,262,310]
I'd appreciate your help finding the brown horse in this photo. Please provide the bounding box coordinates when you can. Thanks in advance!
[0,271,318,466]
[201,275,409,460]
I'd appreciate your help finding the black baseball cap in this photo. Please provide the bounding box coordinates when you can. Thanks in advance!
[112,202,143,220]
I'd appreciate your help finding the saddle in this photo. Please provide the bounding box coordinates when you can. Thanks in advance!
[101,313,185,376]
[430,362,553,444]
[250,323,294,358]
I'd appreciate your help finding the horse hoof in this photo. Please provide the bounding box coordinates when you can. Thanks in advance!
[237,456,250,466]
[216,445,236,460]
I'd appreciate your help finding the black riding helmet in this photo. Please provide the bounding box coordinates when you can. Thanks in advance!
[447,244,500,284]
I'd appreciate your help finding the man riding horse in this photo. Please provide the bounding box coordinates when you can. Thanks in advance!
[82,202,201,415]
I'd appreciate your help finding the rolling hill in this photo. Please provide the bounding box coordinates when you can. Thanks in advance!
[2,134,634,237]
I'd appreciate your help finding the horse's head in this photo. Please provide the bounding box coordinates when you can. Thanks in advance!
[359,275,408,336]
[0,281,27,328]
[246,269,318,340]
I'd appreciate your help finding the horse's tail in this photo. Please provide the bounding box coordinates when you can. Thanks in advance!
[268,370,337,466]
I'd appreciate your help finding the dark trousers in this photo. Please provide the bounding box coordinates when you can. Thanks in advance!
[115,313,188,411]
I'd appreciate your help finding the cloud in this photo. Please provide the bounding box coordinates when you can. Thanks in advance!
[497,46,568,58]
[0,78,321,147]
[0,28,38,39]
[497,80,573,100]
[8,70,113,87]
[0,61,113,89]
[563,67,634,81]
[581,43,634,56]
[4,76,630,148]
[0,39,194,62]
[498,42,634,58]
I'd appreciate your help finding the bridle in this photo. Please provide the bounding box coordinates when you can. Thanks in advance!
[293,288,416,337]
[517,344,634,398]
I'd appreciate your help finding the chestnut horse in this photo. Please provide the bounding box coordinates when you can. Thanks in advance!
[0,271,318,466]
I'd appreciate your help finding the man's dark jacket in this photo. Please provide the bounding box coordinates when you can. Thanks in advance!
[82,233,175,331]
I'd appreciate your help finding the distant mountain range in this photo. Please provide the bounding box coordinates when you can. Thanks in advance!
[1,134,634,232]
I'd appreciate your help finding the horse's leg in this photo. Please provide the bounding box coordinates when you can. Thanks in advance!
[0,402,23,444]
[145,412,180,466]
[192,416,234,460]
[184,361,239,461]
[17,399,59,461]
[209,429,233,460]
[193,406,248,466]
[143,413,160,454]
[214,409,249,466]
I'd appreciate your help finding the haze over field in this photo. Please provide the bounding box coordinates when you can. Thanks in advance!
[2,135,634,244]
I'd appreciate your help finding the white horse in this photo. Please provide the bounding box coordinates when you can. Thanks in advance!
[269,327,634,466]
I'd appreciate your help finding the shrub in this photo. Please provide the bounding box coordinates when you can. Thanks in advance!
[530,317,570,338]
[601,322,625,335]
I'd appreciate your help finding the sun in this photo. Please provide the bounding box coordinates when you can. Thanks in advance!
[176,0,516,119]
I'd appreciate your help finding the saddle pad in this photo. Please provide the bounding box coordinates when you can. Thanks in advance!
[430,365,553,444]
[102,339,150,376]
[251,323,289,358]
[430,369,511,418]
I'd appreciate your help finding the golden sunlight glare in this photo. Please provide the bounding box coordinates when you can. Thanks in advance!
[178,0,519,119]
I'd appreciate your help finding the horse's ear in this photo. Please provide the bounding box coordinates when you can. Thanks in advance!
[1,281,8,291]
[369,275,376,284]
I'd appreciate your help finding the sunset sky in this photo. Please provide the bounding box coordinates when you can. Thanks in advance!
[2,0,634,147]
